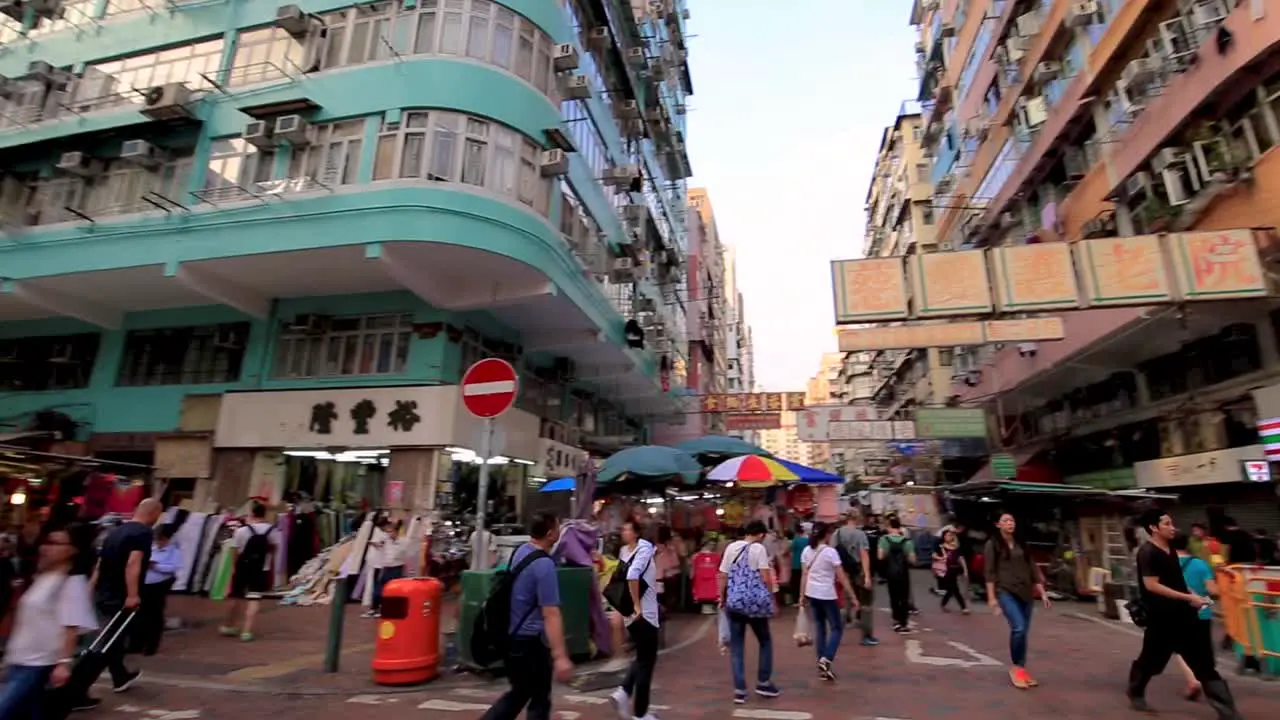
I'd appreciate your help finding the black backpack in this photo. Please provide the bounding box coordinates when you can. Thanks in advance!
[237,524,273,574]
[884,535,909,579]
[833,528,862,576]
[604,546,651,616]
[471,549,548,666]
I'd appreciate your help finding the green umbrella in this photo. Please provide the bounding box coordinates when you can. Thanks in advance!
[598,445,702,485]
[675,435,772,461]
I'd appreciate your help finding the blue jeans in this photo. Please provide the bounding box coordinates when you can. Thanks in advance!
[997,590,1033,667]
[0,664,54,720]
[807,597,843,662]
[372,565,405,611]
[727,612,774,693]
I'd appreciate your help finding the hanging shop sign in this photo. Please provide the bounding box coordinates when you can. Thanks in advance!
[830,228,1272,324]
[724,413,782,431]
[699,392,806,413]
[1243,460,1271,484]
[836,317,1066,351]
[990,453,1017,479]
[213,386,539,459]
[796,405,916,442]
[536,438,588,479]
[914,408,988,439]
[1134,445,1267,488]
[1257,417,1280,461]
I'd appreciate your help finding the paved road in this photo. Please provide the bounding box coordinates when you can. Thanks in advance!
[92,598,1277,720]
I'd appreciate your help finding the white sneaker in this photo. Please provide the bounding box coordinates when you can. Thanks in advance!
[610,687,631,719]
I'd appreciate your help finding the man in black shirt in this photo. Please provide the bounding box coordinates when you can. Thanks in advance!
[1128,510,1243,719]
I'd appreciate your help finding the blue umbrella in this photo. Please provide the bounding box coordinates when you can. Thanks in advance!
[538,477,576,493]
[675,435,771,459]
[598,445,702,485]
[773,457,844,484]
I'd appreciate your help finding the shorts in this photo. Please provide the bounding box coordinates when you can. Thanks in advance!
[230,567,270,599]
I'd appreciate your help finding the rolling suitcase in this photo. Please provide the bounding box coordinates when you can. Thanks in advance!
[45,609,137,719]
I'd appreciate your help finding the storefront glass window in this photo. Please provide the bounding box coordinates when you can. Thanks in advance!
[0,334,100,391]
[273,313,413,379]
[117,322,251,386]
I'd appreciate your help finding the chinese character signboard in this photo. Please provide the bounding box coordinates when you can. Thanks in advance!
[725,413,782,431]
[1077,234,1174,306]
[914,408,988,439]
[909,251,994,317]
[836,319,1062,351]
[700,393,805,413]
[1168,229,1270,300]
[991,242,1081,311]
[797,405,916,442]
[830,257,909,322]
[537,438,588,479]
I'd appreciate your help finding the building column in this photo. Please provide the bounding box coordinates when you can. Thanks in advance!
[211,449,255,509]
[387,448,439,513]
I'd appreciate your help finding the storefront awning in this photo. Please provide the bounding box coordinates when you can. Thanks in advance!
[946,480,1178,501]
[0,432,53,443]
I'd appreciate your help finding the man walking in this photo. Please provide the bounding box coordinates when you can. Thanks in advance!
[878,516,916,634]
[76,498,161,709]
[1128,510,1244,719]
[220,502,279,642]
[482,512,573,720]
[834,510,878,646]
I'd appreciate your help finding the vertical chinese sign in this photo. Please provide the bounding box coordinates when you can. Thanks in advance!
[1168,229,1269,300]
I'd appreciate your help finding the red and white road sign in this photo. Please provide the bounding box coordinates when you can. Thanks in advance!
[460,358,519,419]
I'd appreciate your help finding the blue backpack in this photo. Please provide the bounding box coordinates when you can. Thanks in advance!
[724,543,775,619]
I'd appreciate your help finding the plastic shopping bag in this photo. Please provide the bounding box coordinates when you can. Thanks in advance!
[793,607,813,647]
[717,609,730,655]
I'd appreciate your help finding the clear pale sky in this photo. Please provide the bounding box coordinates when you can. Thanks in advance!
[684,0,919,391]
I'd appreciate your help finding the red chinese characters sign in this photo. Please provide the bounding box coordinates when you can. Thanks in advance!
[724,413,782,431]
[1170,229,1269,300]
[700,393,806,413]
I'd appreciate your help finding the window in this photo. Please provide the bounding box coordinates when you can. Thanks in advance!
[89,38,225,101]
[288,120,366,186]
[204,140,277,191]
[230,27,310,86]
[372,110,551,216]
[0,334,100,391]
[274,314,413,378]
[299,0,557,98]
[117,323,250,386]
[916,163,930,182]
[921,203,935,225]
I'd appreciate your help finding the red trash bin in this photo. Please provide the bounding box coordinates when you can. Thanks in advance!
[371,577,444,685]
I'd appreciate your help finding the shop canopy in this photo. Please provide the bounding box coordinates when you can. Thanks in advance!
[946,480,1178,501]
[538,477,576,493]
[674,435,771,462]
[597,445,702,486]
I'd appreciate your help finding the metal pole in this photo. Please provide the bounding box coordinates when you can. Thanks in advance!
[471,417,495,571]
[324,575,348,673]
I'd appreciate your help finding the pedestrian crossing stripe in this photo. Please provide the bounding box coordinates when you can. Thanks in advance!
[731,711,813,719]
[418,699,490,711]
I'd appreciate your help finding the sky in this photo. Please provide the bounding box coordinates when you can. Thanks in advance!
[683,0,920,392]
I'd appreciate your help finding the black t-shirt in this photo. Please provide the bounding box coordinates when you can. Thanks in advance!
[1136,541,1194,623]
[96,521,153,604]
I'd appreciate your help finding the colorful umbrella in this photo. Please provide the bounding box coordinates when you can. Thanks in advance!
[674,435,772,461]
[706,455,800,488]
[598,446,702,485]
[538,477,576,493]
[772,458,844,484]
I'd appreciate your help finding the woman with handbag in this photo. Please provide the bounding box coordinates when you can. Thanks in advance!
[717,521,781,705]
[799,522,858,681]
[609,519,661,720]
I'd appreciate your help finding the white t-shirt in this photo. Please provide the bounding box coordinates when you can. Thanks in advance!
[4,573,98,667]
[620,539,660,628]
[368,527,392,569]
[800,545,842,601]
[232,522,280,571]
[719,540,771,575]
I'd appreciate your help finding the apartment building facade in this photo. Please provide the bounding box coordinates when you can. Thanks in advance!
[912,0,1280,527]
[0,0,695,511]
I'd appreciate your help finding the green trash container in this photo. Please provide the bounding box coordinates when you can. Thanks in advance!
[455,565,595,670]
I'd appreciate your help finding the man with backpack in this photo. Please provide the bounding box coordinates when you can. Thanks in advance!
[834,510,878,646]
[480,511,573,720]
[878,516,917,634]
[220,503,279,642]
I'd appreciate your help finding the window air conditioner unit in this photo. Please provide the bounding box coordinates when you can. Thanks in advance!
[1193,138,1233,179]
[559,74,591,100]
[140,82,192,120]
[1015,11,1043,37]
[56,151,103,177]
[119,139,161,167]
[1022,95,1049,127]
[1006,38,1027,62]
[1116,79,1145,117]
[587,26,610,51]
[622,204,649,224]
[1121,57,1160,87]
[938,23,955,38]
[539,149,570,177]
[552,43,580,72]
[1190,0,1228,28]
[1034,62,1061,83]
[1151,147,1187,173]
[650,60,668,81]
[274,114,313,146]
[609,257,636,282]
[70,68,117,105]
[1064,146,1088,178]
[242,120,273,148]
[602,164,640,187]
[634,296,657,313]
[275,4,316,38]
[1066,1,1100,28]
[1160,166,1192,206]
[1158,19,1199,68]
[26,60,57,83]
[1124,171,1153,199]
[615,99,641,120]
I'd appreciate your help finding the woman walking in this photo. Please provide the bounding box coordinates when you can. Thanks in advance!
[936,529,969,613]
[800,522,858,681]
[984,512,1051,689]
[0,524,98,719]
[612,519,661,720]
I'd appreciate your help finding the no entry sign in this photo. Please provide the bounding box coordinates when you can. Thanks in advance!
[460,358,519,419]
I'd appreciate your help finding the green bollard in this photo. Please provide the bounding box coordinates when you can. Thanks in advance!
[325,576,348,673]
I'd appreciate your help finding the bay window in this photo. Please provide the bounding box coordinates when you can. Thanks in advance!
[274,314,413,379]
[288,120,366,186]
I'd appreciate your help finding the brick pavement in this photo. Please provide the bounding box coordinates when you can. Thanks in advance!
[103,594,1280,720]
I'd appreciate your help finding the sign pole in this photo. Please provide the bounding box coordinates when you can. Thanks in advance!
[471,416,495,571]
